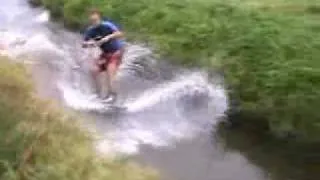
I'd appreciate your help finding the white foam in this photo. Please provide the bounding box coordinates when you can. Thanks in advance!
[23,33,64,55]
[125,72,218,112]
[58,82,106,111]
[34,11,50,23]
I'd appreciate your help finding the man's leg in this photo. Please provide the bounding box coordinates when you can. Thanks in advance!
[107,62,118,94]
[90,55,105,97]
[105,50,123,102]
[90,65,101,96]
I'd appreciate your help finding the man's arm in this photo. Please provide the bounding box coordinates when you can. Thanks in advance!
[105,31,124,40]
[82,27,96,48]
[99,22,124,43]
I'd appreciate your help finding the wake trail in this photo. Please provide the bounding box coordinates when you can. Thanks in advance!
[58,72,227,115]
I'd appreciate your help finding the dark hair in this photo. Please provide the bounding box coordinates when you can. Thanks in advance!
[89,8,102,17]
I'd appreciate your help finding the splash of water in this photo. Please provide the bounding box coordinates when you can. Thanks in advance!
[34,11,49,23]
[125,72,227,113]
[95,72,227,155]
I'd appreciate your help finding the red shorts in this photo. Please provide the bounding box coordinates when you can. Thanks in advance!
[97,49,123,72]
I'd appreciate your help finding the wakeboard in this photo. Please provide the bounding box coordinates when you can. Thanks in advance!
[100,102,127,115]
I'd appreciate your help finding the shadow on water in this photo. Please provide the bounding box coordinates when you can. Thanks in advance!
[216,123,320,180]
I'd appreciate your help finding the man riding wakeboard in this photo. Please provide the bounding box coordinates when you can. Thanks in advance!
[82,9,125,103]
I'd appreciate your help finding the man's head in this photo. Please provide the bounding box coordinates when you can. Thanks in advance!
[89,9,102,26]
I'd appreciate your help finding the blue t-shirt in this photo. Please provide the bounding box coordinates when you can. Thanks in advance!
[83,21,124,53]
[103,17,122,29]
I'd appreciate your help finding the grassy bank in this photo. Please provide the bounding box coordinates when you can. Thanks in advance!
[34,0,320,141]
[0,57,157,179]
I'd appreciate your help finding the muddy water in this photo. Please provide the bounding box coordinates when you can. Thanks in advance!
[1,1,319,180]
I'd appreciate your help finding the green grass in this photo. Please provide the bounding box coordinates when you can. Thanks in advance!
[0,57,157,180]
[32,0,320,142]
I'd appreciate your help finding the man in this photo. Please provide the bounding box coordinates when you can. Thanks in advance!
[82,9,125,103]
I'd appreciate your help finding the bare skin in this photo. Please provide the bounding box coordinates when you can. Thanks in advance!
[90,60,103,96]
[106,54,119,95]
